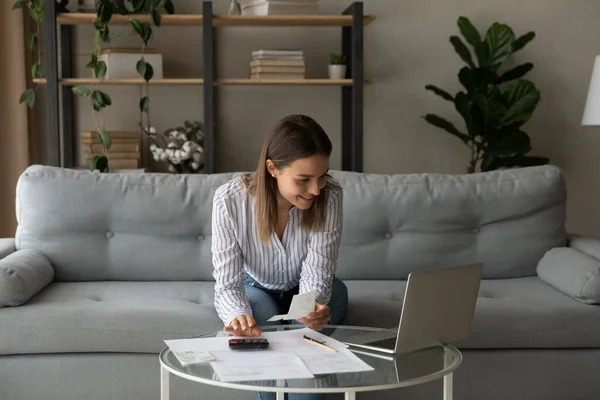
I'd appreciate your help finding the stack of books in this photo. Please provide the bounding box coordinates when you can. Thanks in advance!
[81,131,141,170]
[240,0,319,15]
[250,49,306,80]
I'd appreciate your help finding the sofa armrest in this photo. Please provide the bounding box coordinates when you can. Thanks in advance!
[0,249,54,307]
[537,247,600,305]
[0,238,15,260]
[567,234,600,260]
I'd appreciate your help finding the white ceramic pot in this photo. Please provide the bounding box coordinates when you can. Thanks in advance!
[328,64,347,79]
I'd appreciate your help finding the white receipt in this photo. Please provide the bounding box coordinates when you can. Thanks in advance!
[267,291,316,322]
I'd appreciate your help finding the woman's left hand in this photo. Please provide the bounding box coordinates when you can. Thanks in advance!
[298,302,331,331]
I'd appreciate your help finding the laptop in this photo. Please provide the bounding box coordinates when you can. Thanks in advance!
[343,263,483,355]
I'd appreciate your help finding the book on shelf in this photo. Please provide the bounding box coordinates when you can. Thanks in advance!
[250,66,306,74]
[83,143,140,153]
[240,0,319,15]
[252,49,304,58]
[250,72,306,79]
[80,131,140,139]
[105,159,140,169]
[85,152,140,161]
[250,59,305,67]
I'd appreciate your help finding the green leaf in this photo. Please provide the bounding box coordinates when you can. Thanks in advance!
[28,34,38,50]
[99,91,112,107]
[425,85,454,102]
[91,155,110,173]
[454,92,474,136]
[86,54,98,69]
[486,86,508,127]
[500,80,540,127]
[124,0,135,12]
[136,58,147,77]
[164,0,175,14]
[72,85,92,97]
[31,63,40,79]
[12,0,28,10]
[152,9,161,27]
[450,36,475,68]
[458,67,476,93]
[95,61,107,79]
[481,153,501,172]
[143,24,153,46]
[96,129,112,150]
[92,90,105,111]
[19,88,35,109]
[140,96,149,113]
[131,19,144,37]
[470,93,489,135]
[495,63,533,84]
[100,4,113,22]
[484,23,515,67]
[513,32,535,53]
[457,17,482,49]
[423,114,471,144]
[487,130,531,158]
[144,62,154,82]
[157,0,167,8]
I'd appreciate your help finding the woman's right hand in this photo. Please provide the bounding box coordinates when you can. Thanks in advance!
[224,315,262,337]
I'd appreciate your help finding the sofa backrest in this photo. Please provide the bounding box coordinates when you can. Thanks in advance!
[15,165,567,282]
[330,165,567,280]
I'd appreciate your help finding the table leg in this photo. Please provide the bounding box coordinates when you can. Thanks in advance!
[443,348,453,400]
[344,392,356,400]
[161,365,170,400]
[276,392,285,400]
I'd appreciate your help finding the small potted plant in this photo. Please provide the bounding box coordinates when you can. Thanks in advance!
[328,54,347,79]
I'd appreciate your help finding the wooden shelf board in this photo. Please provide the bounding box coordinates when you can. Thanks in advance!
[34,78,370,86]
[34,78,204,85]
[56,13,375,27]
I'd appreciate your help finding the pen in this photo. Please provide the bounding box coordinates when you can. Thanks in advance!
[302,335,337,352]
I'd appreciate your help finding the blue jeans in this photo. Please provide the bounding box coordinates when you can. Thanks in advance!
[244,275,349,400]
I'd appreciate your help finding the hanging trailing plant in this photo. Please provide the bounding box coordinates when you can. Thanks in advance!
[71,0,174,172]
[12,0,69,109]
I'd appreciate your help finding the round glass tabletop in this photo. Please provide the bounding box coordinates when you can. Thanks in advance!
[159,324,461,394]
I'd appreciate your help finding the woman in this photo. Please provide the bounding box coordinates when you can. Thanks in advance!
[211,114,348,400]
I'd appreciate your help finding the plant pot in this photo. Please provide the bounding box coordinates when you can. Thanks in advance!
[328,65,347,80]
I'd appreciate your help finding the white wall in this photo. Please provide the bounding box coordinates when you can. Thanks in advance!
[52,0,600,236]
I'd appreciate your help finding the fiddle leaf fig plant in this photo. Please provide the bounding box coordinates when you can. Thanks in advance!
[423,17,549,172]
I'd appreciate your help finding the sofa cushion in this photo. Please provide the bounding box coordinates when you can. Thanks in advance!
[343,277,600,348]
[0,249,54,307]
[537,247,600,304]
[0,281,224,355]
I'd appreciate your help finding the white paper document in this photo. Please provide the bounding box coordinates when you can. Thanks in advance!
[209,351,314,382]
[163,338,216,367]
[267,291,316,321]
[261,328,374,375]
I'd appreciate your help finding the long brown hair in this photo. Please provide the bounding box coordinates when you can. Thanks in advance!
[241,114,338,243]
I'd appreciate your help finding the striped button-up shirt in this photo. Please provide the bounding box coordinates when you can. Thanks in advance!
[211,176,343,325]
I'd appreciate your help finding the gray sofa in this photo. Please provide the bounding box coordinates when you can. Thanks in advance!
[1,164,599,400]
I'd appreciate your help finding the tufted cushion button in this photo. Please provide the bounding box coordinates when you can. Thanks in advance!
[385,232,393,239]
[106,231,114,238]
[198,234,206,241]
[473,227,480,234]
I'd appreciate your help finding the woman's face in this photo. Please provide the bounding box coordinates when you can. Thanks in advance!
[268,154,330,211]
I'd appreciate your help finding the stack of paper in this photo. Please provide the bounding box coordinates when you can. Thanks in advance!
[250,49,306,80]
[164,328,374,382]
[240,0,319,16]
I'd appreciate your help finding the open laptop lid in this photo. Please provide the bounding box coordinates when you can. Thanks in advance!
[394,263,483,354]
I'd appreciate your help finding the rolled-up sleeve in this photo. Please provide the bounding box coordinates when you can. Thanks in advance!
[299,185,343,305]
[211,192,252,325]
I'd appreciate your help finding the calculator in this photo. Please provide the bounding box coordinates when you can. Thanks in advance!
[228,338,269,350]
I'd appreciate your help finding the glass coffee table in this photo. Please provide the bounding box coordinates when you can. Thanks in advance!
[159,325,461,400]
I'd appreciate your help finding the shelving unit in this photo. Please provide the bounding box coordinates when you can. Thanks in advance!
[41,0,374,173]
